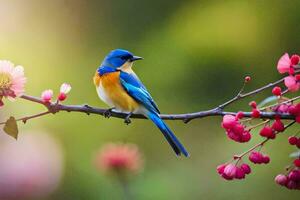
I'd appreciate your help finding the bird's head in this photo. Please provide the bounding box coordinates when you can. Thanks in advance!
[101,49,143,69]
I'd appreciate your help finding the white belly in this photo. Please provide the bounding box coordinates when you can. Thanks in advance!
[96,82,114,107]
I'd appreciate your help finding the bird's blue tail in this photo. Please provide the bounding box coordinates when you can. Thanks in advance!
[147,112,189,157]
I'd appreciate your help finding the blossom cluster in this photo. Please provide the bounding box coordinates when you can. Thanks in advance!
[249,151,270,164]
[217,163,251,180]
[277,53,300,91]
[221,113,251,143]
[275,168,300,190]
[218,52,300,190]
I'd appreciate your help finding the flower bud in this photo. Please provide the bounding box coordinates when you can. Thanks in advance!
[272,86,282,96]
[222,115,237,129]
[275,174,288,186]
[217,164,226,175]
[288,136,298,145]
[223,164,237,179]
[271,119,285,132]
[240,163,251,174]
[41,89,53,103]
[235,167,245,179]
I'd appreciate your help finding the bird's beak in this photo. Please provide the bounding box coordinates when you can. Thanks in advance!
[130,56,143,62]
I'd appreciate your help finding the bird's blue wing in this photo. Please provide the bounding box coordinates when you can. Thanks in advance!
[119,71,160,114]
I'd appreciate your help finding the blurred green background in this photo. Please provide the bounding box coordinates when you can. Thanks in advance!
[0,0,300,199]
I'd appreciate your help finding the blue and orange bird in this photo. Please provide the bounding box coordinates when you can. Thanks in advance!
[93,49,189,157]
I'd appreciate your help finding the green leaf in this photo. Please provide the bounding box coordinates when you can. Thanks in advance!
[3,116,18,139]
[290,151,300,158]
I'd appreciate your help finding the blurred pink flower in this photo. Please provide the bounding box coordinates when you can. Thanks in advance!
[0,131,64,199]
[41,89,53,103]
[277,53,292,74]
[277,53,300,74]
[94,143,143,174]
[284,76,300,92]
[0,60,26,106]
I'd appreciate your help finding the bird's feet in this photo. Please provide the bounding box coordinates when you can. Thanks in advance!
[104,107,115,118]
[124,112,132,125]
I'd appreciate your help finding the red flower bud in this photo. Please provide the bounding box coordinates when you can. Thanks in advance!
[288,104,300,116]
[271,119,285,132]
[249,101,257,108]
[245,76,251,82]
[290,54,300,66]
[236,111,244,119]
[286,180,298,189]
[288,136,298,145]
[288,170,300,182]
[294,159,300,167]
[58,93,67,101]
[235,167,245,179]
[217,164,226,175]
[259,126,275,138]
[289,67,295,75]
[240,163,251,174]
[251,109,260,118]
[272,86,282,96]
[241,131,251,142]
[262,155,270,164]
[249,151,263,164]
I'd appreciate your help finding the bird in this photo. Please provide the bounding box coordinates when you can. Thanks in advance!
[93,49,189,157]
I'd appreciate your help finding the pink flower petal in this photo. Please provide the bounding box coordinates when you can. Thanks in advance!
[277,53,291,74]
[284,76,300,92]
[59,83,71,94]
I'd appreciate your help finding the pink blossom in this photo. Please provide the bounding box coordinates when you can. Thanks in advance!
[288,170,300,182]
[259,126,275,139]
[272,104,290,113]
[240,163,251,174]
[0,131,64,199]
[221,115,237,129]
[94,143,143,174]
[217,163,251,181]
[217,164,226,175]
[41,89,53,103]
[58,83,71,101]
[271,119,285,132]
[223,164,237,179]
[0,60,26,106]
[275,174,288,186]
[277,53,292,74]
[235,167,246,179]
[249,151,270,164]
[60,83,71,94]
[284,76,300,92]
[222,114,251,143]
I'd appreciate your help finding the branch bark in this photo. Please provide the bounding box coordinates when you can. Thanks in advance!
[11,75,295,124]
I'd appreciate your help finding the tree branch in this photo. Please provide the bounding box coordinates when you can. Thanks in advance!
[6,75,294,124]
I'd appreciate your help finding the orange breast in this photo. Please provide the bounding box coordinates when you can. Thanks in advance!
[97,71,140,112]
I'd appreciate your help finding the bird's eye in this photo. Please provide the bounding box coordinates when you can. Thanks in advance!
[120,55,131,60]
